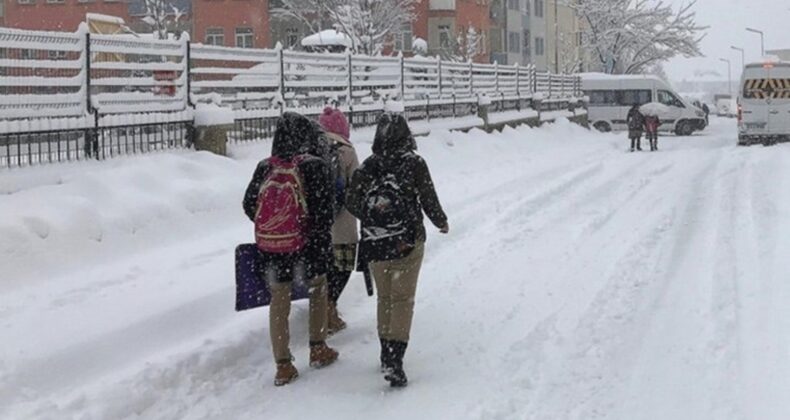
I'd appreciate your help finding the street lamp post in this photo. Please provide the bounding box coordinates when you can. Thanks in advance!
[731,46,745,69]
[746,28,765,57]
[720,58,732,97]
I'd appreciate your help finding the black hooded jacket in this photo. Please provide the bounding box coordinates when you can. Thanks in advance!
[346,113,447,264]
[243,112,334,280]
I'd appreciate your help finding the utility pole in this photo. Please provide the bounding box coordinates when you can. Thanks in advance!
[554,0,560,74]
[731,46,745,69]
[731,46,745,82]
[746,28,765,57]
[720,58,732,97]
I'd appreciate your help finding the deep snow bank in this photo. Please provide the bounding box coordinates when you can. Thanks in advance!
[0,119,604,289]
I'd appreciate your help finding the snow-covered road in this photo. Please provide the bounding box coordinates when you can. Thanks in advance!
[2,118,789,419]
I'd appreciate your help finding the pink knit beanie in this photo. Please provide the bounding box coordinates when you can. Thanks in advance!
[318,107,350,141]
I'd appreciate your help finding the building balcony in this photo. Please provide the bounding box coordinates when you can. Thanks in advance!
[429,0,456,11]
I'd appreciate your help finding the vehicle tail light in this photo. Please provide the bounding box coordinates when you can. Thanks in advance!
[738,104,743,123]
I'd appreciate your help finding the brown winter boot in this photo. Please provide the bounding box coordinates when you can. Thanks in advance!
[309,341,339,368]
[327,302,347,335]
[274,361,299,387]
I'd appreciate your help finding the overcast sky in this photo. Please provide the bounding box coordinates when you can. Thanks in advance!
[664,0,789,82]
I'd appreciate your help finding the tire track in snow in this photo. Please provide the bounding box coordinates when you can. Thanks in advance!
[486,150,726,420]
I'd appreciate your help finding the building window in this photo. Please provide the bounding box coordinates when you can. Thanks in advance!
[21,49,36,59]
[534,0,544,17]
[394,23,413,52]
[535,36,545,55]
[205,28,224,46]
[236,28,254,48]
[508,31,520,54]
[524,0,530,15]
[48,50,67,60]
[522,29,531,57]
[439,25,451,49]
[17,0,35,4]
[46,0,65,3]
[285,28,299,48]
[507,0,518,10]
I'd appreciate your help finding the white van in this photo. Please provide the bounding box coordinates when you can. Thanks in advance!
[581,73,707,135]
[738,60,790,145]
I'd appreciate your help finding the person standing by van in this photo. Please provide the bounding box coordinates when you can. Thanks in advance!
[627,104,645,152]
[644,114,661,151]
[318,106,360,334]
[243,112,339,387]
[346,113,448,388]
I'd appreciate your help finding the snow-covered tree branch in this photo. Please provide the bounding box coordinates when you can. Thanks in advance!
[569,0,707,74]
[141,0,186,40]
[273,0,417,55]
[441,25,484,63]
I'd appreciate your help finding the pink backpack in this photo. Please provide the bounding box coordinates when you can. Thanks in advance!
[255,156,309,254]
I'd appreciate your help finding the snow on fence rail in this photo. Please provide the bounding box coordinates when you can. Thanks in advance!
[0,26,582,122]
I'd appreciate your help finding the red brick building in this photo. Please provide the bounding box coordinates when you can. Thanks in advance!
[1,0,131,32]
[412,0,491,62]
[192,0,270,48]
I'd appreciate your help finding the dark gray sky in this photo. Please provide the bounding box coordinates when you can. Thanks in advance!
[665,0,789,81]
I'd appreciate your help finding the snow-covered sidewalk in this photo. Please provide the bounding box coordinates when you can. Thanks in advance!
[2,118,789,420]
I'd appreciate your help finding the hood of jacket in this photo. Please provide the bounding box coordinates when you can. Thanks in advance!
[371,113,416,159]
[271,112,318,159]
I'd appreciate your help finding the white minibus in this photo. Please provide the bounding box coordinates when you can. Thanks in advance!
[738,60,790,145]
[581,73,707,136]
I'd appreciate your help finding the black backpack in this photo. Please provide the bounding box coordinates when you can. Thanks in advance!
[361,168,414,261]
[312,129,345,217]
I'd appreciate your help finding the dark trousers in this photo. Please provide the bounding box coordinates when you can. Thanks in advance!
[328,268,352,303]
[647,131,658,150]
[630,135,642,150]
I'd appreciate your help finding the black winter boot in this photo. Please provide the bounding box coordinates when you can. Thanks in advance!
[380,338,390,372]
[384,341,409,388]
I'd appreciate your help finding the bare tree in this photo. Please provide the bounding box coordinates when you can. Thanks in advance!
[569,0,707,74]
[141,0,186,40]
[273,0,417,55]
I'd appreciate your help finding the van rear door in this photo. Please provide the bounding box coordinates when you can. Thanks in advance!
[742,66,773,135]
[769,65,790,135]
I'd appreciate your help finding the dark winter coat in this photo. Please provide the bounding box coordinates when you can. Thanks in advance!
[627,106,644,138]
[243,112,335,281]
[346,113,447,266]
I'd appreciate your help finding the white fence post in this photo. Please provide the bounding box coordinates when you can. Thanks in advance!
[494,61,499,93]
[469,61,474,95]
[400,53,405,101]
[437,56,443,98]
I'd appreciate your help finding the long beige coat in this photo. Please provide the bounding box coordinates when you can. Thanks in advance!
[326,132,360,245]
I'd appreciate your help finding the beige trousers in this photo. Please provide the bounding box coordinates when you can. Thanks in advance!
[370,242,425,342]
[268,275,329,363]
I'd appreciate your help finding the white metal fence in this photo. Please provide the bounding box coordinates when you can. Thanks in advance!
[0,25,584,167]
[1,26,581,121]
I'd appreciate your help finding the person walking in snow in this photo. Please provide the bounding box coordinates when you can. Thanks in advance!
[702,102,710,126]
[644,114,661,151]
[243,112,339,387]
[346,113,449,388]
[627,104,645,152]
[318,107,360,334]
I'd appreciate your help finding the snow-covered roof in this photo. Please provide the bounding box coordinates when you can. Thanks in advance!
[301,30,352,48]
[744,57,790,69]
[579,72,656,81]
[85,13,126,25]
